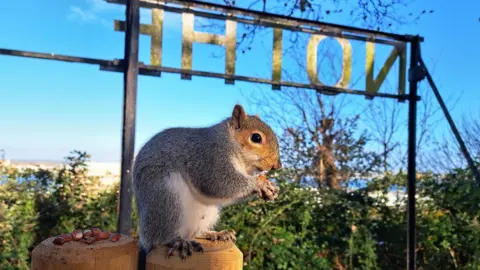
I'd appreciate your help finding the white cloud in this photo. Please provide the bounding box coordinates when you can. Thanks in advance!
[67,0,212,32]
[67,0,123,27]
[68,6,97,23]
[67,0,157,28]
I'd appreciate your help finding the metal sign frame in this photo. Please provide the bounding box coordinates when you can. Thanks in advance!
[108,0,410,99]
[1,1,479,269]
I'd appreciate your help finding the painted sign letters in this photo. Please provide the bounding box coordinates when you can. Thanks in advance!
[114,7,406,97]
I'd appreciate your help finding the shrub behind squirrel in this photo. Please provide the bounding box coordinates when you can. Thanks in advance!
[132,104,281,262]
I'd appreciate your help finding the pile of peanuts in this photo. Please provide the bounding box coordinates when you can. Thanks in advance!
[52,227,121,245]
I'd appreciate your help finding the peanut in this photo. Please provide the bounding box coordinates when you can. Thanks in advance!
[257,174,268,181]
[60,234,72,242]
[110,233,121,242]
[83,229,92,238]
[71,229,83,241]
[81,236,96,245]
[53,237,67,245]
[91,227,102,236]
[95,231,111,241]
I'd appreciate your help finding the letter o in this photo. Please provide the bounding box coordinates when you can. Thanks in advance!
[306,34,352,89]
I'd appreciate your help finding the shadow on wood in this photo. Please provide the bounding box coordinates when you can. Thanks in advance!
[31,234,138,270]
[147,238,243,270]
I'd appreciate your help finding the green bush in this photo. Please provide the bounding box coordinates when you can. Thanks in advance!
[1,151,480,269]
[0,151,130,270]
[0,168,37,270]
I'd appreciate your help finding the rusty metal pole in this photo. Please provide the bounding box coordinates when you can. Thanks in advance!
[117,0,140,235]
[407,36,422,270]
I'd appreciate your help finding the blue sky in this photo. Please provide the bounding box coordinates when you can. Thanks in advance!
[0,0,479,162]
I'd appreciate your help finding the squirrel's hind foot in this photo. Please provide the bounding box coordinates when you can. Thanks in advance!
[165,237,204,261]
[202,230,237,243]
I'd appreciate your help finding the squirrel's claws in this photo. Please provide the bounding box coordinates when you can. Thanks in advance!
[255,175,279,201]
[165,238,204,260]
[191,240,204,253]
[167,247,175,259]
[202,230,236,243]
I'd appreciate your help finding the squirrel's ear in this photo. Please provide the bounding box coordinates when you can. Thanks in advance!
[231,104,247,129]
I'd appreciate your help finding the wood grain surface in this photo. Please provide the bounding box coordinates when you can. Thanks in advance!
[31,234,138,270]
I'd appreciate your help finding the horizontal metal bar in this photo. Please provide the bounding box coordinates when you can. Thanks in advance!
[100,63,414,100]
[106,0,423,43]
[107,0,403,47]
[0,48,418,100]
[0,48,113,66]
[101,61,162,76]
[0,48,161,76]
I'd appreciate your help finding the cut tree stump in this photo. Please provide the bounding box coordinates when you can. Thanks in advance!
[146,238,243,270]
[31,234,138,270]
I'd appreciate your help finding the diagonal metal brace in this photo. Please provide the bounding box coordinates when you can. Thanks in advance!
[418,54,480,186]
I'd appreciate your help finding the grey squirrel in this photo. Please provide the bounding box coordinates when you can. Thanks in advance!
[132,104,282,261]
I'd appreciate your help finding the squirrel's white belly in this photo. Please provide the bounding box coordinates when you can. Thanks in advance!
[166,172,221,239]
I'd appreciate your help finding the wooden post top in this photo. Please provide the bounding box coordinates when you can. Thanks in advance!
[147,238,243,270]
[31,235,243,270]
[31,234,138,270]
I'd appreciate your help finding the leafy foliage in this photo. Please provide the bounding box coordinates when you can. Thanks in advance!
[1,151,480,269]
[0,151,131,270]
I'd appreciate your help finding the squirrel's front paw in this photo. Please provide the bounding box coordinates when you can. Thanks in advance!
[255,174,279,201]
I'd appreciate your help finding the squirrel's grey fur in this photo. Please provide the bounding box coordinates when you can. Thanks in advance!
[132,113,277,255]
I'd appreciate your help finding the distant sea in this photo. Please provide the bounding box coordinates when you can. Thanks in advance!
[1,159,121,186]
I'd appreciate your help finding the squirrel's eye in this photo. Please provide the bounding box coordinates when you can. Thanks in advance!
[251,133,262,144]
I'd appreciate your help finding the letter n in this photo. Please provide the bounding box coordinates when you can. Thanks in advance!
[365,42,406,97]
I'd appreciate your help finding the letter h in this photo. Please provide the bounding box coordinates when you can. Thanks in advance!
[181,13,237,84]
